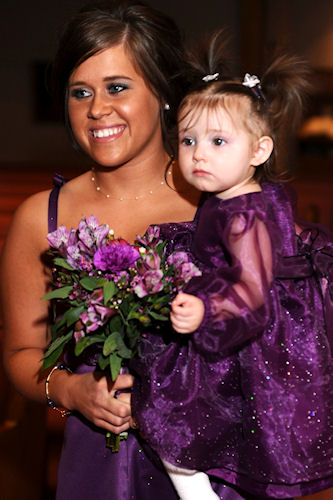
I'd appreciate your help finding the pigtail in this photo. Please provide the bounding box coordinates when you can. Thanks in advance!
[260,53,312,134]
[185,30,232,89]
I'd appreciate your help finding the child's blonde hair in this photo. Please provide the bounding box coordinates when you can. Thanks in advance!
[179,32,311,182]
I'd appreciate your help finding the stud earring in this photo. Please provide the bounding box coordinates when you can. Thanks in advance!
[164,103,170,110]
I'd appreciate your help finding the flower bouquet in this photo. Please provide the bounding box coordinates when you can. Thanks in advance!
[42,216,200,449]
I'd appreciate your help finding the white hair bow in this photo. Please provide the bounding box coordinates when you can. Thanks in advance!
[242,73,260,88]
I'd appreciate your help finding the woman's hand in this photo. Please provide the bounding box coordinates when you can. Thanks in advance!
[60,370,134,434]
[170,292,205,334]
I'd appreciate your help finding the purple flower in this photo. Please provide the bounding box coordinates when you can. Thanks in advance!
[135,225,162,248]
[47,226,77,253]
[174,261,202,286]
[78,216,109,253]
[74,320,85,343]
[80,306,103,332]
[132,269,164,298]
[136,250,161,274]
[93,243,140,272]
[66,245,93,271]
[94,304,116,321]
[167,251,190,267]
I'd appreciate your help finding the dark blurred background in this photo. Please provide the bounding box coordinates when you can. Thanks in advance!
[1,1,333,499]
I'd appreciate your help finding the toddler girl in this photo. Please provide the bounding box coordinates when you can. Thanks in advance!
[132,33,333,499]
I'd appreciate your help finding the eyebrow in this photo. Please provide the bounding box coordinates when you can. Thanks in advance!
[69,75,133,87]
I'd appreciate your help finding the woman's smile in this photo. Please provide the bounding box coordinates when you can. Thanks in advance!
[90,125,126,140]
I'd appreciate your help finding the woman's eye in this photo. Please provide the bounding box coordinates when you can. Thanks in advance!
[181,137,194,146]
[213,138,226,146]
[108,83,128,94]
[70,88,91,99]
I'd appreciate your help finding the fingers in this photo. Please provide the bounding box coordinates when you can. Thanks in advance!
[171,295,205,334]
[69,371,133,433]
[112,373,134,391]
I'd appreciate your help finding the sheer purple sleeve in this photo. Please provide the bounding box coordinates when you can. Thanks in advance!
[186,211,274,354]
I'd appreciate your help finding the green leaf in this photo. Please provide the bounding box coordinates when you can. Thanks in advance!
[158,241,168,256]
[42,285,73,300]
[103,281,117,305]
[103,331,122,356]
[65,305,85,327]
[149,310,169,321]
[53,257,75,271]
[97,353,109,371]
[127,304,140,320]
[52,306,80,334]
[42,331,73,369]
[80,277,105,291]
[74,335,104,356]
[109,353,122,381]
[109,314,123,333]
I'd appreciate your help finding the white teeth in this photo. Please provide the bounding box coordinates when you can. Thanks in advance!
[92,127,123,138]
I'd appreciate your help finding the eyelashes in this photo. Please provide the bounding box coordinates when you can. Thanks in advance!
[107,83,128,94]
[70,82,129,100]
[180,136,227,147]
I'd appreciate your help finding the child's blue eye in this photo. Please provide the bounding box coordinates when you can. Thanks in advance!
[107,83,128,94]
[213,138,226,146]
[70,88,91,99]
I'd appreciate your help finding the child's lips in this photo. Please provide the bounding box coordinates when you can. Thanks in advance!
[193,168,210,176]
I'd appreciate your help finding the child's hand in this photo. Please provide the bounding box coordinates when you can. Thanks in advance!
[170,292,205,334]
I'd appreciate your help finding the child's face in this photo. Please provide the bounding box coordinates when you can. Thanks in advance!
[178,106,259,198]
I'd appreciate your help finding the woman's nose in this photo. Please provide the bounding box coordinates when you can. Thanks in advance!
[88,93,113,119]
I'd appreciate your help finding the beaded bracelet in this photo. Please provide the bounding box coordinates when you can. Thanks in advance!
[45,363,72,417]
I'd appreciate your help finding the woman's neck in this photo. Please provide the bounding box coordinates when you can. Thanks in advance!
[90,150,172,201]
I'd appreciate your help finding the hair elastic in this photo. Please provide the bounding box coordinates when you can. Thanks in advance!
[242,73,264,100]
[202,72,219,82]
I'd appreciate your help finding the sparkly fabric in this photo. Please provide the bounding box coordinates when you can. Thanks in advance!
[132,183,333,498]
[48,176,254,500]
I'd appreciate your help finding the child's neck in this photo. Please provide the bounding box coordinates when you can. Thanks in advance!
[216,176,261,200]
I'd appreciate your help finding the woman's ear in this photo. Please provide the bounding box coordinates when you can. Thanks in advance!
[251,136,274,166]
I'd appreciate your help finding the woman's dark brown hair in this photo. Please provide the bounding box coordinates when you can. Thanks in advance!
[51,0,189,150]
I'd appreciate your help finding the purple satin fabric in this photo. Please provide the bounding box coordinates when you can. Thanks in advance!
[132,183,333,498]
[51,207,253,499]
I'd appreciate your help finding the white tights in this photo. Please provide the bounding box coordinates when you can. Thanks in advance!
[163,460,220,500]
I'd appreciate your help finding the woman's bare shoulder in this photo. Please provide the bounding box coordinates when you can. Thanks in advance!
[4,189,52,252]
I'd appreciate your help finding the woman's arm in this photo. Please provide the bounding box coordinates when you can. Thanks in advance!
[1,192,132,433]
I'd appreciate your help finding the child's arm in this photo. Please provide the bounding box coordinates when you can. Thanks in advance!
[184,212,274,354]
[170,292,205,334]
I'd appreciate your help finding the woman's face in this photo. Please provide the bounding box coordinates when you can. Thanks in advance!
[68,44,162,167]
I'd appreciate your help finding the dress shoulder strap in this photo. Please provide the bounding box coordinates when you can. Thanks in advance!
[48,173,68,233]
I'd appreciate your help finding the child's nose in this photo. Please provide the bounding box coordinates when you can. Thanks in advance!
[193,143,205,162]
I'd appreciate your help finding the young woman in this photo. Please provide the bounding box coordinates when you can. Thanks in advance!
[1,3,251,499]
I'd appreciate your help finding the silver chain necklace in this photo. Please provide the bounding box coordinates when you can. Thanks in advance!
[91,157,174,201]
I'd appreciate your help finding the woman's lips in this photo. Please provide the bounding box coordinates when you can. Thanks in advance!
[90,125,125,140]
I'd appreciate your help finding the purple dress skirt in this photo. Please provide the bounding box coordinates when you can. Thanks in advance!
[132,183,333,499]
[48,177,254,500]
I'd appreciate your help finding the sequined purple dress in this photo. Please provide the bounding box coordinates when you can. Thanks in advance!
[49,176,253,500]
[132,183,333,499]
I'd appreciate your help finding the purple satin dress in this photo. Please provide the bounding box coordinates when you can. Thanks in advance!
[48,176,253,500]
[132,183,333,499]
